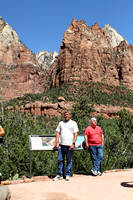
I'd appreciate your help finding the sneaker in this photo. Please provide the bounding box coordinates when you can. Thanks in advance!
[97,171,102,176]
[66,176,70,181]
[91,169,97,176]
[53,175,63,181]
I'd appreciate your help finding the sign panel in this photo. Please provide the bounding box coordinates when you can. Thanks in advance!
[29,135,85,151]
[29,135,56,151]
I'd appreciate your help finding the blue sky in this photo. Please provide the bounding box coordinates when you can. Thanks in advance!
[1,0,133,54]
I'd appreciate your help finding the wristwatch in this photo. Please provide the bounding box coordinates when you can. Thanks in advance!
[73,142,75,145]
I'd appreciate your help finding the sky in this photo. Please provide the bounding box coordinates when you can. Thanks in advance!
[1,0,133,54]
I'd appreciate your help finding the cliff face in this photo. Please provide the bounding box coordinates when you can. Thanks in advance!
[0,17,51,101]
[114,41,133,89]
[51,18,133,90]
[0,17,133,101]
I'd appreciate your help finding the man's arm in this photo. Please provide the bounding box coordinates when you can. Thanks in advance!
[84,135,89,150]
[0,126,5,137]
[102,134,104,148]
[56,132,60,150]
[70,132,78,150]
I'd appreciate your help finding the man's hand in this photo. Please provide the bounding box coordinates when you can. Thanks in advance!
[70,144,75,150]
[56,143,60,150]
[86,144,89,150]
[84,135,89,150]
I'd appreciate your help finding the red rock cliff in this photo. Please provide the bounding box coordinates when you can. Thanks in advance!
[51,18,133,90]
[0,17,51,101]
[0,17,133,101]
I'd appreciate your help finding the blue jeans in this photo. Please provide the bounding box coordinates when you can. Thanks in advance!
[57,145,73,176]
[89,145,103,172]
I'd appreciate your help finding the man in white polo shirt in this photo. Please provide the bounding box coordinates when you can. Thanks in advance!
[53,110,79,181]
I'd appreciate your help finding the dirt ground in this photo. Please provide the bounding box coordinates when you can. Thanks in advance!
[6,169,133,200]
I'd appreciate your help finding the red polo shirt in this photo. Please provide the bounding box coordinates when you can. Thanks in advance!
[84,126,103,145]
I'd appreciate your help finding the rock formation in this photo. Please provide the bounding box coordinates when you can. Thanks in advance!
[7,97,75,118]
[51,18,133,90]
[0,17,51,101]
[0,17,133,101]
[36,51,58,70]
[7,97,133,119]
[114,41,133,89]
[103,24,128,48]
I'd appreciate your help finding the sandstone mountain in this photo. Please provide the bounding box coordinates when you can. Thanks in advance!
[0,17,51,101]
[0,17,133,101]
[51,18,133,90]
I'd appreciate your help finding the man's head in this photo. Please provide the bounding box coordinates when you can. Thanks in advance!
[91,117,97,128]
[64,110,71,122]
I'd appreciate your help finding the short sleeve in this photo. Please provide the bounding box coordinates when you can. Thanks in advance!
[84,127,89,136]
[73,121,79,133]
[56,122,61,133]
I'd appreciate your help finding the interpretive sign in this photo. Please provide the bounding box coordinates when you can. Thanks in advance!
[29,135,85,151]
[29,135,56,151]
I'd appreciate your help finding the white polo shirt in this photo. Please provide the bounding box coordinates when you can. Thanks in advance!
[56,119,79,146]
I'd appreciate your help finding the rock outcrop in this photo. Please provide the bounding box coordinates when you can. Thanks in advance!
[7,97,75,118]
[103,24,128,48]
[36,51,58,70]
[0,17,51,101]
[51,18,133,90]
[7,97,133,119]
[114,41,133,89]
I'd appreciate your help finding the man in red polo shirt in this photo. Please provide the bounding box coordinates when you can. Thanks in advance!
[84,117,104,176]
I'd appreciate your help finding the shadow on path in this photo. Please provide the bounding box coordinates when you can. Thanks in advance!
[121,181,133,188]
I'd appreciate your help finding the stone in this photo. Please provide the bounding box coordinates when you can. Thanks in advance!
[58,97,65,102]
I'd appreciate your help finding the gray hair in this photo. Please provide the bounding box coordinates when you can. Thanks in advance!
[64,110,71,115]
[91,117,97,122]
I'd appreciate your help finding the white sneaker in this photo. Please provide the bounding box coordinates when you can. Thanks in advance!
[66,176,70,181]
[97,171,102,176]
[53,175,63,181]
[91,169,97,176]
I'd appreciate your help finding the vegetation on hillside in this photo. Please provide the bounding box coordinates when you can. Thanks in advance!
[4,81,133,108]
[0,82,133,180]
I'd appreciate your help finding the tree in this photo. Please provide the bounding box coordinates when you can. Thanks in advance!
[71,96,95,134]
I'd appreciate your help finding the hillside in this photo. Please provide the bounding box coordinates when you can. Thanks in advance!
[5,81,133,119]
